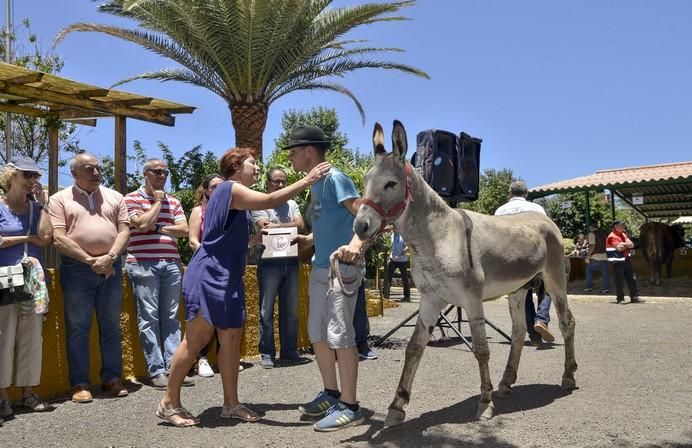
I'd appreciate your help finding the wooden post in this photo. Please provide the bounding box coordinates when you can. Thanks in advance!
[114,115,127,194]
[46,125,59,268]
[584,191,591,231]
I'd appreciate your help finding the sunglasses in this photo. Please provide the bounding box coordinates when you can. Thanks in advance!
[146,169,170,176]
[22,171,41,180]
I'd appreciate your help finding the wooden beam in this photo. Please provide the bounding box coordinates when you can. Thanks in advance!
[0,103,47,118]
[76,88,110,99]
[0,80,175,126]
[0,104,99,127]
[138,105,196,114]
[5,72,44,85]
[55,108,110,120]
[114,116,127,194]
[65,118,97,127]
[109,97,153,106]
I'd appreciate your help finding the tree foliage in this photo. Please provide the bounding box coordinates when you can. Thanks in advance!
[56,0,428,158]
[0,18,82,165]
[543,192,611,240]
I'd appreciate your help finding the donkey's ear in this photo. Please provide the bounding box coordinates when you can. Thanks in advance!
[391,120,408,163]
[373,122,387,156]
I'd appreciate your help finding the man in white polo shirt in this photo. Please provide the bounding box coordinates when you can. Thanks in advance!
[495,180,555,345]
[125,159,192,389]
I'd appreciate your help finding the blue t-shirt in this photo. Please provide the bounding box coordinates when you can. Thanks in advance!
[390,232,409,262]
[0,201,43,265]
[310,168,359,268]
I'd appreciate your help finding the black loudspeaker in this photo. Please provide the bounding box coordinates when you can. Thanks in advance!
[413,130,455,197]
[413,129,482,203]
[457,132,482,201]
[430,130,458,197]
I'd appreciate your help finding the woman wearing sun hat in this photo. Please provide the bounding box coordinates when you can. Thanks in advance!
[0,156,53,419]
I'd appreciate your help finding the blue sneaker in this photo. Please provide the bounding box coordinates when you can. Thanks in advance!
[299,391,339,417]
[314,402,364,432]
[357,343,378,360]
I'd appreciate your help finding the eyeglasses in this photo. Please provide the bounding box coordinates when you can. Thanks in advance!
[22,171,41,180]
[269,179,286,186]
[146,169,170,176]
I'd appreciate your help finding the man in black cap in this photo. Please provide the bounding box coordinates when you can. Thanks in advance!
[286,125,368,431]
[606,220,641,303]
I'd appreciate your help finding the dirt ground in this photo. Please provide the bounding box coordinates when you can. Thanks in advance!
[2,290,691,448]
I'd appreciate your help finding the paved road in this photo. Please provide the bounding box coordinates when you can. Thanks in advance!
[3,292,691,448]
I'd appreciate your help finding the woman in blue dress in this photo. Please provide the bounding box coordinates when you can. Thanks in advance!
[158,147,330,427]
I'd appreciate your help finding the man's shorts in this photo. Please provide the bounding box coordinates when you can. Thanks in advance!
[308,264,363,349]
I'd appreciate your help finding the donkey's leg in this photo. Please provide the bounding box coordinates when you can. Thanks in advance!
[545,282,578,390]
[464,298,495,420]
[497,290,529,398]
[384,296,445,427]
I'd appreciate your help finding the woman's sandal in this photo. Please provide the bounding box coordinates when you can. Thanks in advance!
[220,403,260,422]
[156,402,200,427]
[21,393,51,412]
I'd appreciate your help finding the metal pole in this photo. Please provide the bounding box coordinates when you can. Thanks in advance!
[4,0,13,163]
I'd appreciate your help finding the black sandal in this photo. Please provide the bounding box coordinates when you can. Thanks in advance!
[21,393,51,412]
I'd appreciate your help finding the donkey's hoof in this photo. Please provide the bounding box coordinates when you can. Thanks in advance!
[384,409,406,427]
[496,385,512,399]
[475,401,495,420]
[561,377,577,390]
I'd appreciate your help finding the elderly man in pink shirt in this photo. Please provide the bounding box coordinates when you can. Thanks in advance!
[49,152,130,403]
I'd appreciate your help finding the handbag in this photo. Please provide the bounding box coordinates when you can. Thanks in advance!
[0,203,35,306]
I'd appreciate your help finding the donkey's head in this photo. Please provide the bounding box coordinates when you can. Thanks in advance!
[355,120,413,240]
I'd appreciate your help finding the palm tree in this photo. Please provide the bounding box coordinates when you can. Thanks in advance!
[55,0,429,160]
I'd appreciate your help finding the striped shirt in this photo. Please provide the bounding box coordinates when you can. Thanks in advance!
[125,187,185,262]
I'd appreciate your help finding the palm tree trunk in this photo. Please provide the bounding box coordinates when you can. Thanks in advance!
[230,102,268,161]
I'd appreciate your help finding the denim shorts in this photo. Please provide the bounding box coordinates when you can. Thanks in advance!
[308,264,362,349]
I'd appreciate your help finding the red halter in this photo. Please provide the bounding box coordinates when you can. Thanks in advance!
[360,162,414,233]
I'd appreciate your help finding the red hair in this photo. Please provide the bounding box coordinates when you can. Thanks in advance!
[219,147,254,179]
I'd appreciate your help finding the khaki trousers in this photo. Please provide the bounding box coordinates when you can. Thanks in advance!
[0,304,43,388]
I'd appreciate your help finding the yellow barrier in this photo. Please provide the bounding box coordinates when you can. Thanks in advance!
[8,265,383,399]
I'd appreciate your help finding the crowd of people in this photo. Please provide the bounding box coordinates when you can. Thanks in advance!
[0,126,645,431]
[0,125,380,432]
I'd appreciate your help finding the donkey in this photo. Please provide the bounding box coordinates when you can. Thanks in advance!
[355,121,577,427]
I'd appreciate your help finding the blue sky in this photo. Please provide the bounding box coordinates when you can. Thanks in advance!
[14,0,692,188]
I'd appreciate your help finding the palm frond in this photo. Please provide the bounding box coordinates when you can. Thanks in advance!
[109,67,226,99]
[272,80,365,124]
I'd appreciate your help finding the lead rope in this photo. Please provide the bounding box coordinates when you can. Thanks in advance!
[327,231,382,296]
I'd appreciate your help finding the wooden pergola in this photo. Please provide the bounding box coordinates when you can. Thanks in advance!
[0,61,195,195]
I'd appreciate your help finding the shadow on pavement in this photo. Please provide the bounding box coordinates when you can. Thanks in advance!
[193,402,314,429]
[343,383,573,448]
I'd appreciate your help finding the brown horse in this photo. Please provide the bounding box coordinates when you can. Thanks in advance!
[355,121,577,426]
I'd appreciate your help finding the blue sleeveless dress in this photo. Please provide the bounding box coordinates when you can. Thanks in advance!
[183,181,250,328]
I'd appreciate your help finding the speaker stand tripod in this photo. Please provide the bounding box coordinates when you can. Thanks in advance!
[375,304,512,350]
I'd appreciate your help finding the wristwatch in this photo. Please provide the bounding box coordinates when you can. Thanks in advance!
[108,251,119,262]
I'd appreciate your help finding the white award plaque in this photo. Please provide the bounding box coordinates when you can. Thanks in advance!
[261,227,298,260]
